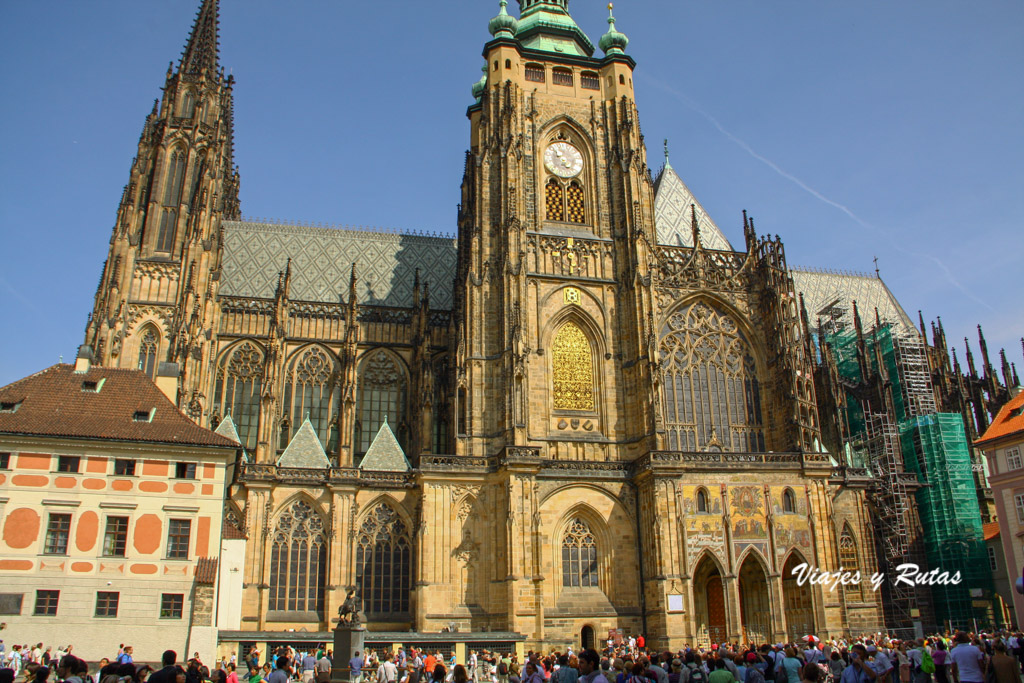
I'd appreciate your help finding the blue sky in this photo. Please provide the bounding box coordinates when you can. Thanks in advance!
[0,0,1021,387]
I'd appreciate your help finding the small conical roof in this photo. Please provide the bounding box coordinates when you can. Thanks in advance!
[213,414,249,462]
[277,415,330,469]
[359,418,411,472]
[489,0,519,37]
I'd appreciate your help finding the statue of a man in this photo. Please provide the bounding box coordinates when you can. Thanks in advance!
[337,589,362,627]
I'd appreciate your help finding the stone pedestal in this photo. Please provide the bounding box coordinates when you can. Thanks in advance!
[332,625,366,683]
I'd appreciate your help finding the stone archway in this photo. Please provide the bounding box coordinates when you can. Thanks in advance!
[781,553,816,641]
[581,624,595,650]
[738,554,771,645]
[693,554,727,646]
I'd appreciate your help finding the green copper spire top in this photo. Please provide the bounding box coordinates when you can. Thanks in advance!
[489,0,519,38]
[515,0,595,57]
[472,63,488,101]
[664,139,672,170]
[599,3,629,55]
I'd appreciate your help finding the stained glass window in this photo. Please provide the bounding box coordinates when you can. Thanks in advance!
[565,181,585,224]
[545,178,565,222]
[356,351,406,454]
[561,518,598,587]
[659,302,765,452]
[138,328,159,378]
[551,322,594,411]
[213,341,263,451]
[839,526,862,600]
[284,346,341,454]
[268,500,327,614]
[355,504,412,614]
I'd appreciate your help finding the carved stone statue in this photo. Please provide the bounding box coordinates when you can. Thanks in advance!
[337,589,363,627]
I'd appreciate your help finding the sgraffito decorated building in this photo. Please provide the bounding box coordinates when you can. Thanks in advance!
[69,0,1022,650]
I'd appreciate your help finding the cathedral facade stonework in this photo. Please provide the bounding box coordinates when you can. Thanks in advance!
[85,0,885,648]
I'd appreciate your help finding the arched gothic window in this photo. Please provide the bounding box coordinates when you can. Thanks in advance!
[432,355,451,454]
[212,342,263,451]
[659,302,765,452]
[356,352,407,454]
[561,518,598,587]
[696,488,709,514]
[188,151,207,212]
[545,178,565,222]
[356,504,412,615]
[284,346,341,454]
[565,181,586,224]
[137,328,159,379]
[180,90,196,117]
[783,488,796,513]
[551,322,594,411]
[268,500,326,615]
[156,149,186,252]
[839,526,863,600]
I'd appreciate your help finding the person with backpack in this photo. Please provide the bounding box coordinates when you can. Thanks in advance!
[685,654,708,683]
[907,640,933,683]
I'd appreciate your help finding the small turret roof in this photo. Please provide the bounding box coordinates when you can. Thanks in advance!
[359,418,411,472]
[277,415,330,469]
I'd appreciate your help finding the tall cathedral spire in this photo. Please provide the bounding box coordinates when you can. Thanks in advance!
[179,0,221,76]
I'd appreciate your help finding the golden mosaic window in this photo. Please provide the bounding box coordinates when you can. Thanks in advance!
[212,341,263,451]
[545,178,565,222]
[268,500,326,616]
[565,181,586,223]
[839,526,863,600]
[561,517,598,587]
[551,321,594,411]
[659,302,765,452]
[283,345,341,454]
[137,327,159,379]
[356,503,412,615]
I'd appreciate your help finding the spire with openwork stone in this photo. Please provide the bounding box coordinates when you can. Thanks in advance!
[180,0,220,76]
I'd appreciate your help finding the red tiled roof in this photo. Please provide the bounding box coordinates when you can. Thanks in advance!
[976,391,1024,446]
[0,364,237,448]
[983,521,1001,542]
[195,557,218,585]
[223,519,248,540]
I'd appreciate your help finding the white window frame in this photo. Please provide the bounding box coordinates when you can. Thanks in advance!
[1007,446,1022,471]
[1015,493,1024,524]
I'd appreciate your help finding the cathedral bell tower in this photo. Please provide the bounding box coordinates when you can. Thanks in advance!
[455,1,661,460]
[85,0,240,417]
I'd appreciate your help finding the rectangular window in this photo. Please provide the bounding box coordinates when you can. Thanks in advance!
[1007,447,1022,471]
[167,519,191,559]
[44,513,72,555]
[103,516,129,557]
[1016,493,1024,524]
[95,591,119,618]
[580,73,600,90]
[0,452,9,469]
[0,593,24,615]
[57,456,80,473]
[989,546,998,571]
[175,462,197,479]
[160,593,184,619]
[551,69,574,87]
[114,459,136,476]
[34,590,59,616]
[524,65,545,83]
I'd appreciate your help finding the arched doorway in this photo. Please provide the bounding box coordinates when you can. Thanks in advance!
[738,554,771,645]
[781,553,816,641]
[581,624,595,650]
[694,555,727,646]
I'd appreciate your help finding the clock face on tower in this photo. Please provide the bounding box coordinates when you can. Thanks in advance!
[544,142,584,178]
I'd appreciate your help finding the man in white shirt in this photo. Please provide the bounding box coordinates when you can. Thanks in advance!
[950,633,985,683]
[378,653,399,683]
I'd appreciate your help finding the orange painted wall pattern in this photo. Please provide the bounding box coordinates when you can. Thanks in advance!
[173,482,195,495]
[112,480,133,491]
[83,478,106,490]
[16,453,50,470]
[55,476,78,489]
[196,516,210,556]
[11,474,48,487]
[76,510,99,552]
[86,456,106,473]
[133,514,162,554]
[139,481,168,493]
[141,460,168,477]
[3,508,40,549]
[203,463,215,479]
[130,563,158,574]
[0,560,34,571]
[71,561,94,572]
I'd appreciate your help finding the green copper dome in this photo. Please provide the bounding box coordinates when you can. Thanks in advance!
[472,64,488,101]
[515,0,594,57]
[598,3,629,55]
[489,0,519,38]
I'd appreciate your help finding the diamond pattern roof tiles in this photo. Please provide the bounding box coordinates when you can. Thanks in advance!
[653,164,733,252]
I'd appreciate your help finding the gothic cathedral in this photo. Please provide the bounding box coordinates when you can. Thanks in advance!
[85,0,887,648]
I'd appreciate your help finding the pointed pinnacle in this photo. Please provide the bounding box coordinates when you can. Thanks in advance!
[179,0,220,76]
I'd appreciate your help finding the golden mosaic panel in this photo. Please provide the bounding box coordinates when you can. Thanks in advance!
[551,321,594,411]
[545,179,564,222]
[563,286,582,306]
[566,181,586,224]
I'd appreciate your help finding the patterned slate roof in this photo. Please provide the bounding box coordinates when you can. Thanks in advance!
[220,221,457,309]
[359,418,410,472]
[653,163,733,252]
[791,269,914,337]
[277,415,331,468]
[0,364,237,448]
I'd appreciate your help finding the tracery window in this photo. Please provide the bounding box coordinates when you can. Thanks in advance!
[839,526,862,600]
[659,302,765,452]
[156,149,186,252]
[432,355,451,454]
[356,351,407,454]
[137,328,158,379]
[268,500,326,615]
[551,322,594,411]
[561,518,598,587]
[545,178,565,222]
[284,346,341,454]
[212,341,263,451]
[355,504,412,614]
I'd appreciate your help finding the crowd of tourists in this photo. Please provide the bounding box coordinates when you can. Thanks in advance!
[3,632,1024,683]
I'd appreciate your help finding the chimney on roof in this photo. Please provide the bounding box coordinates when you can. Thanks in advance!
[155,361,180,403]
[74,345,94,374]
